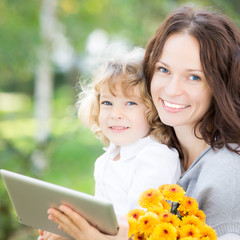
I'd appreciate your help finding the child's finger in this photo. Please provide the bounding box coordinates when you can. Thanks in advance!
[48,207,80,238]
[58,205,89,230]
[39,229,44,236]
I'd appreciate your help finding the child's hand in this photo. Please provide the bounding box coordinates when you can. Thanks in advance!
[37,229,70,240]
[47,205,129,240]
[47,205,102,240]
[37,229,44,240]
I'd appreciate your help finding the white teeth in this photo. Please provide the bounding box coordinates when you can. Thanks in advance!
[164,100,189,109]
[111,126,128,130]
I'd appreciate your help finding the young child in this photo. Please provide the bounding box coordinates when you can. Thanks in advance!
[77,46,181,216]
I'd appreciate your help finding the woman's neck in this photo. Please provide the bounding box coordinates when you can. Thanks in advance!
[174,126,209,170]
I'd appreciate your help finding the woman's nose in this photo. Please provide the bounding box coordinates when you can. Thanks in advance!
[165,76,183,96]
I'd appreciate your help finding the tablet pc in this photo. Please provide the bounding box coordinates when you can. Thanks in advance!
[0,169,119,239]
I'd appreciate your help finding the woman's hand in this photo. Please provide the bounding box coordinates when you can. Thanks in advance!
[47,205,129,240]
[37,229,70,240]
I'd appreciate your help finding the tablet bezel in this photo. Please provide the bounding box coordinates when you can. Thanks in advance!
[0,169,119,239]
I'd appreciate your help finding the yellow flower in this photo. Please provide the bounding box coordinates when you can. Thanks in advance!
[180,215,203,229]
[160,199,171,211]
[133,232,146,240]
[127,184,216,240]
[161,184,186,202]
[159,211,181,228]
[128,217,138,237]
[193,209,206,222]
[180,237,198,240]
[138,188,163,209]
[138,212,159,235]
[147,205,165,216]
[127,209,145,236]
[127,209,145,220]
[158,184,169,194]
[178,196,199,216]
[149,222,177,240]
[199,224,217,240]
[179,224,201,239]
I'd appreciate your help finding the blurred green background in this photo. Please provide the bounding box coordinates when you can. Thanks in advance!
[0,0,239,239]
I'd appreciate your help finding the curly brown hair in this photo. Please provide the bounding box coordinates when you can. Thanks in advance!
[143,5,240,158]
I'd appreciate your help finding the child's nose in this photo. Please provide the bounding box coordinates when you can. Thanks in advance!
[110,106,124,120]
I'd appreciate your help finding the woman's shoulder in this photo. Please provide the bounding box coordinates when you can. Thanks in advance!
[180,144,240,184]
[188,144,240,184]
[178,144,240,235]
[204,144,240,164]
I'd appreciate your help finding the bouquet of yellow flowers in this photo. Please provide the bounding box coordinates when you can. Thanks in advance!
[127,184,217,240]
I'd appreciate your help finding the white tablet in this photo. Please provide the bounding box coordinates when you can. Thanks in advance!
[0,169,119,239]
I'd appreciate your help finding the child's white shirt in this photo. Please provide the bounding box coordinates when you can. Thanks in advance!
[94,136,181,216]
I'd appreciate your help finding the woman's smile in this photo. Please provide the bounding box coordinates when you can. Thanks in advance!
[162,99,190,111]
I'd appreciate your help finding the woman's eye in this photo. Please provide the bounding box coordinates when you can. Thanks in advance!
[190,75,200,81]
[101,101,112,105]
[127,101,137,106]
[158,67,169,74]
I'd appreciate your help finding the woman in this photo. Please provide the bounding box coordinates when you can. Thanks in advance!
[40,4,240,240]
[143,5,240,238]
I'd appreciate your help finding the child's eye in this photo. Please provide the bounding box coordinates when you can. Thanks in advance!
[127,101,137,106]
[190,75,200,81]
[101,101,112,105]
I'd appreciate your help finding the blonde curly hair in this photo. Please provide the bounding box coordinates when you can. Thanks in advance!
[77,46,170,146]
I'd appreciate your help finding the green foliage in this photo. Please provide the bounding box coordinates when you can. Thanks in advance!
[0,179,19,240]
[0,0,40,92]
[0,121,103,239]
[0,90,103,239]
[1,0,239,93]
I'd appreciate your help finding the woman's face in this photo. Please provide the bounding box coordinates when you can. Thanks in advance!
[150,33,212,131]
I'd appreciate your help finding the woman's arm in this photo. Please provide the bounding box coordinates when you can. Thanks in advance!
[47,205,129,240]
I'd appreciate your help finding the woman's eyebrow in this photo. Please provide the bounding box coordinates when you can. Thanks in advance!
[185,68,203,72]
[155,60,169,67]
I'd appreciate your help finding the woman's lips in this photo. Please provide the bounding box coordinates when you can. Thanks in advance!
[161,99,190,113]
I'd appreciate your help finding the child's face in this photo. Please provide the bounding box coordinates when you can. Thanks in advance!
[99,84,150,146]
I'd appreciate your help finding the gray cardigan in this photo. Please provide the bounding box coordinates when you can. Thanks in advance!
[177,145,240,237]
